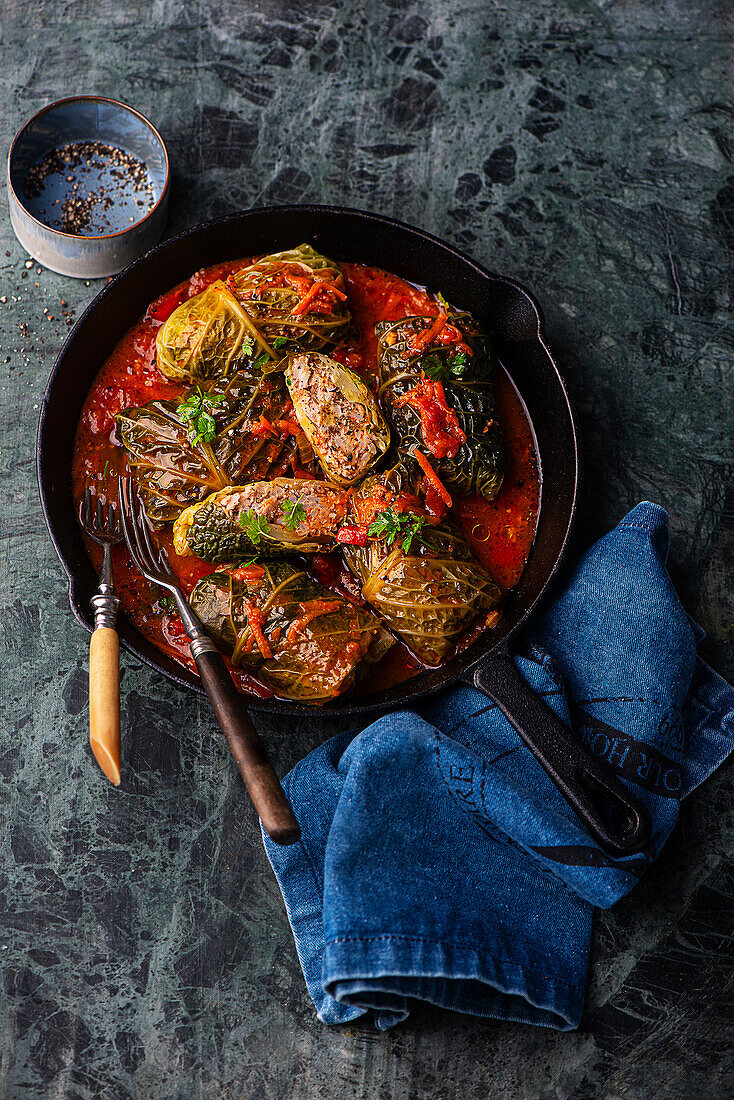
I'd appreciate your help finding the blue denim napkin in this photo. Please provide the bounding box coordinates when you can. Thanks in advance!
[263,503,734,1030]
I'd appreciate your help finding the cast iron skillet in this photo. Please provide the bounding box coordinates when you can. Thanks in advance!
[37,205,651,855]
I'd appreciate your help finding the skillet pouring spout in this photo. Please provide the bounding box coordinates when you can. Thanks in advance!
[468,650,652,856]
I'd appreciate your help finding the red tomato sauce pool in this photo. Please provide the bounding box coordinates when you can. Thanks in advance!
[72,259,540,700]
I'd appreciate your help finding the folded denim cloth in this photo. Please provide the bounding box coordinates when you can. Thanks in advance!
[263,503,734,1031]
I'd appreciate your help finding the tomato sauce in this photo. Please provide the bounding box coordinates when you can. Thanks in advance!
[72,258,540,700]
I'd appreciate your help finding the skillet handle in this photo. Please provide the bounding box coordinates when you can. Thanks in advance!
[471,651,652,855]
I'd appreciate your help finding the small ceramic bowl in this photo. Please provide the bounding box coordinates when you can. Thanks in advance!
[7,96,170,278]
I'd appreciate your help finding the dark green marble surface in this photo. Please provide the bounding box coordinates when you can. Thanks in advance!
[1,1,733,1096]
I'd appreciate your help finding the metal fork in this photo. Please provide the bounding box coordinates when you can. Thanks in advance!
[79,486,123,786]
[118,477,301,846]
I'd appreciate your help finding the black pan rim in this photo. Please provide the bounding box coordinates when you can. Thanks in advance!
[37,203,579,718]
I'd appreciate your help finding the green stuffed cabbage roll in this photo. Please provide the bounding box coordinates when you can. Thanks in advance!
[173,478,350,562]
[229,244,351,353]
[341,467,501,665]
[377,307,504,501]
[155,280,270,383]
[285,352,391,485]
[115,373,293,524]
[190,562,393,703]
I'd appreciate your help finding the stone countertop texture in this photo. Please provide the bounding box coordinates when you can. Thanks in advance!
[1,1,733,1097]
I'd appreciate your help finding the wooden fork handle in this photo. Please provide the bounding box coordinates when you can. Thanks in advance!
[193,649,301,846]
[89,627,121,786]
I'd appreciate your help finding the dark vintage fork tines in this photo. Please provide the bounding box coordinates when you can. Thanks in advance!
[80,485,123,546]
[117,476,301,846]
[80,484,122,629]
[118,476,175,588]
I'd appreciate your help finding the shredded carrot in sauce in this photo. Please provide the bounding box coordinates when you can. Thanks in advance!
[286,600,342,643]
[275,417,303,436]
[251,414,274,436]
[421,479,450,521]
[409,311,448,353]
[244,600,272,659]
[290,282,323,316]
[290,278,348,317]
[252,414,303,439]
[411,446,452,508]
[403,311,473,357]
[432,323,472,356]
[395,375,466,459]
[235,261,347,318]
[283,271,312,296]
[232,564,266,581]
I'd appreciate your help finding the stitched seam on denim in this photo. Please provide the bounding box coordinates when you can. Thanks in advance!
[298,835,325,900]
[577,696,667,709]
[323,932,576,986]
[618,521,656,532]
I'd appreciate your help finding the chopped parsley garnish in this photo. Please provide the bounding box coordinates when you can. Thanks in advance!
[236,557,261,570]
[178,387,226,444]
[368,509,430,553]
[437,291,451,310]
[253,352,271,370]
[238,508,269,545]
[281,497,307,531]
[242,335,255,357]
[422,350,469,382]
[272,336,289,350]
[156,594,176,612]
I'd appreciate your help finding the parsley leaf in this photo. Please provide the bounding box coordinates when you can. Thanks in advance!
[178,388,226,444]
[421,350,469,383]
[197,409,216,438]
[367,509,429,552]
[450,352,469,376]
[272,336,289,350]
[422,352,446,380]
[234,557,260,570]
[238,508,270,545]
[242,335,255,357]
[281,497,307,531]
[253,352,271,371]
[238,509,269,544]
